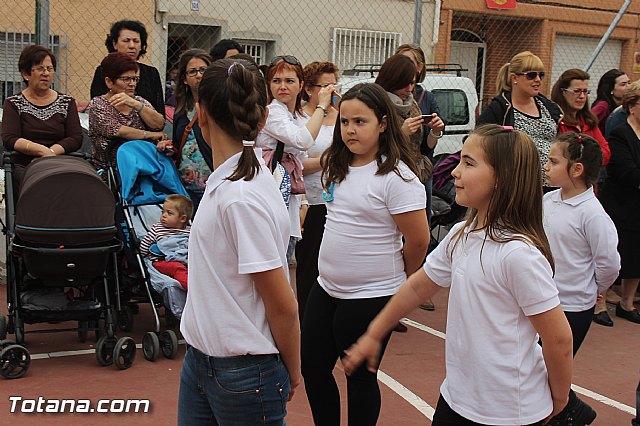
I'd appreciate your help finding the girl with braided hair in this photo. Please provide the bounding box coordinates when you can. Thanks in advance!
[178,58,300,425]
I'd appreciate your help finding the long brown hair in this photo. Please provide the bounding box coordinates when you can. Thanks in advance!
[550,68,597,129]
[198,59,267,181]
[449,124,554,270]
[321,83,418,188]
[174,49,212,116]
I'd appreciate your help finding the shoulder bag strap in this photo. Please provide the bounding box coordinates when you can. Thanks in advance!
[176,113,198,167]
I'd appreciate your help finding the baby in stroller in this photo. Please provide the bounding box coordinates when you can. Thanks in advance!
[139,194,192,290]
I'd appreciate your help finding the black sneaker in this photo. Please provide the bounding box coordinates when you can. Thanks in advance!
[546,390,596,426]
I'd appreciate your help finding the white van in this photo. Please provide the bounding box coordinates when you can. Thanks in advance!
[338,64,478,155]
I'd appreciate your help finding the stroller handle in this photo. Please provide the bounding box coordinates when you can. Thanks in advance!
[2,150,90,163]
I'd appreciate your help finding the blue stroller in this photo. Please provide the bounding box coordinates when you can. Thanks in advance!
[107,140,188,361]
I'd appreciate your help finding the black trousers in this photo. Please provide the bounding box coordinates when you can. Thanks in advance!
[295,204,326,322]
[564,306,595,356]
[301,284,392,426]
[432,395,544,426]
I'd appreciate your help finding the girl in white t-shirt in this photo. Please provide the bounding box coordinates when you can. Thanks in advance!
[343,125,597,425]
[178,58,300,425]
[301,83,429,425]
[543,132,620,355]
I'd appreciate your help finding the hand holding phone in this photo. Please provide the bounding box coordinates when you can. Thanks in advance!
[331,92,342,108]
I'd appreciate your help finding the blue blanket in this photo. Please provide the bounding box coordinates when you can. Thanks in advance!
[116,141,188,205]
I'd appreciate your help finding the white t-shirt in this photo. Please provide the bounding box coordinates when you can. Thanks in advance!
[425,221,560,425]
[303,124,334,205]
[180,152,290,357]
[318,160,426,299]
[543,187,620,311]
[255,100,314,238]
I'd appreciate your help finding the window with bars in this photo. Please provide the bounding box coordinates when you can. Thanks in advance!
[331,28,402,72]
[238,40,268,65]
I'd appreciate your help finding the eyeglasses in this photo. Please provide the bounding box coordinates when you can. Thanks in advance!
[312,83,338,88]
[117,76,140,84]
[186,66,207,77]
[515,71,545,80]
[562,88,591,96]
[269,55,300,67]
[31,65,55,73]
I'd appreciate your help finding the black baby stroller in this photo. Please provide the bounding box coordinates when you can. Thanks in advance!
[0,154,136,378]
[430,151,467,246]
[106,140,188,362]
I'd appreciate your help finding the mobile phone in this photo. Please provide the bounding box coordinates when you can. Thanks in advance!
[331,92,342,108]
[421,114,435,123]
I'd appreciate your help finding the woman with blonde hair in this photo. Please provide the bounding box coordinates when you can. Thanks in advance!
[478,51,562,192]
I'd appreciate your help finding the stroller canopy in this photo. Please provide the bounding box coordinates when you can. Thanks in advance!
[16,156,116,245]
[116,141,188,206]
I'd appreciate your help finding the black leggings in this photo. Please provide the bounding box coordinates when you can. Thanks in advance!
[301,283,392,426]
[432,395,544,426]
[564,306,595,356]
[295,204,327,323]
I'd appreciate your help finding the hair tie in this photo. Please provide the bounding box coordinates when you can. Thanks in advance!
[228,62,244,76]
[503,126,514,130]
[242,140,255,147]
[578,135,583,143]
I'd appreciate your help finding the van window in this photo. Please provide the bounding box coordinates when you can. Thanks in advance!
[432,89,469,126]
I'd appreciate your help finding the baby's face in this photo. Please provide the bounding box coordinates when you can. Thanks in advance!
[161,201,186,229]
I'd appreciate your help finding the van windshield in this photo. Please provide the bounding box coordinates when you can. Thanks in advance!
[432,89,469,126]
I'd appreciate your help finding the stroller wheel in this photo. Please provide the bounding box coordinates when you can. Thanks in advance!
[96,335,117,366]
[77,321,88,343]
[117,307,134,332]
[142,332,160,362]
[160,330,179,359]
[0,339,17,350]
[113,337,136,370]
[0,345,30,379]
[0,315,6,340]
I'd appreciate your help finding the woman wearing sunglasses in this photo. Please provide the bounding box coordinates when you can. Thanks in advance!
[478,51,562,191]
[171,49,213,211]
[88,52,166,178]
[255,55,334,268]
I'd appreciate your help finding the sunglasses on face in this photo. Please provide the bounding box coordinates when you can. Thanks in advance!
[515,71,545,80]
[269,55,300,67]
[186,66,207,77]
[562,88,590,96]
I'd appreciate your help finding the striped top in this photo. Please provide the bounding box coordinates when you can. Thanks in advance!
[139,222,191,261]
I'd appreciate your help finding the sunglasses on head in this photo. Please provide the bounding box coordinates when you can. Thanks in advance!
[515,71,545,81]
[269,55,300,67]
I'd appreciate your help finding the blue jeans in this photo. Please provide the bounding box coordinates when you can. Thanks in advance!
[178,346,290,425]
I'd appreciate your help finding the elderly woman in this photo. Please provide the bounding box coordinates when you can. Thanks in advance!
[171,48,213,210]
[90,20,165,116]
[1,44,82,196]
[478,51,562,192]
[600,80,640,325]
[88,52,165,175]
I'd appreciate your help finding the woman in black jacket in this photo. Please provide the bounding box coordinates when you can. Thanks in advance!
[90,20,165,117]
[478,51,562,191]
[171,49,213,211]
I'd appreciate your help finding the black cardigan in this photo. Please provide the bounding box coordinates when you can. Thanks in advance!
[601,121,640,231]
[90,62,165,117]
[477,92,562,127]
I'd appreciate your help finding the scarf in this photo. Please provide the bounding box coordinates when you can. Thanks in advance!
[386,91,414,118]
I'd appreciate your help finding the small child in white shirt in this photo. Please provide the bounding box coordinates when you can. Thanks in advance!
[139,194,192,289]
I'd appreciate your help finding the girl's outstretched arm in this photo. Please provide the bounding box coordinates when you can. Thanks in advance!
[342,268,440,375]
[528,305,573,419]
